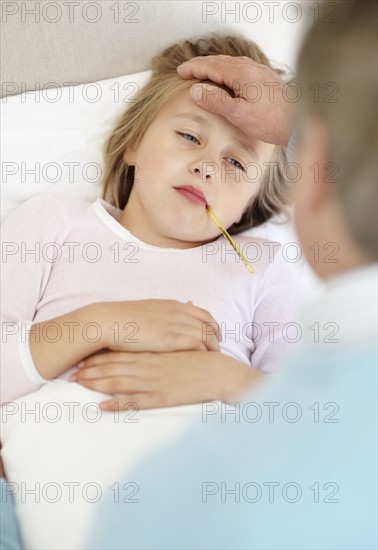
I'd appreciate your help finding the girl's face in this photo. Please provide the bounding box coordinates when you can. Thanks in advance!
[120,89,275,248]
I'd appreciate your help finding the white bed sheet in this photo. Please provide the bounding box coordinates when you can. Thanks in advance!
[1,380,205,549]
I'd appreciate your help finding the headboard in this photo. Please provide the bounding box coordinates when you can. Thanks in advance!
[1,0,243,97]
[1,0,310,99]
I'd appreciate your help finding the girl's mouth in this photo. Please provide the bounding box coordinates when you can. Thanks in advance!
[174,186,208,207]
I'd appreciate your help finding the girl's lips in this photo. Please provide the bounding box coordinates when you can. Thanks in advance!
[174,187,207,207]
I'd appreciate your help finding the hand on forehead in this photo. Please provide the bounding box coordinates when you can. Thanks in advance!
[177,55,293,147]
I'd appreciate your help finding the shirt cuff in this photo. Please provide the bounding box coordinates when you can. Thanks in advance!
[18,321,49,386]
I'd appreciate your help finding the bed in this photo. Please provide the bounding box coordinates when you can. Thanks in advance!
[0,2,316,548]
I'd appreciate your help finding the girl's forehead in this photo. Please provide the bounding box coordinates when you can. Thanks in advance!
[156,88,249,138]
[158,88,201,115]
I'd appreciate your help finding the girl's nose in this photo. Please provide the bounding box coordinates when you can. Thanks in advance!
[190,161,217,182]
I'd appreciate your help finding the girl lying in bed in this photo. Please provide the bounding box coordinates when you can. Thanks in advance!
[1,34,300,411]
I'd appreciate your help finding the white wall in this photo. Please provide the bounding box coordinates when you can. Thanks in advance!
[198,0,311,71]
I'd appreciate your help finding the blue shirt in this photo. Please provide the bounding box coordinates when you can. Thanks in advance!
[88,264,377,550]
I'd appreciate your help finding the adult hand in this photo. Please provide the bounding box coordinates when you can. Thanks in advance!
[71,350,262,410]
[177,55,293,146]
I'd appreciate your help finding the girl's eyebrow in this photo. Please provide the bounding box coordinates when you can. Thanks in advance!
[174,112,210,127]
[233,137,258,160]
[174,112,258,160]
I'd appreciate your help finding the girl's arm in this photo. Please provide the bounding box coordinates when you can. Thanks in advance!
[1,193,78,403]
[28,303,104,380]
[72,246,304,408]
[30,299,221,380]
[71,349,263,410]
[1,194,221,404]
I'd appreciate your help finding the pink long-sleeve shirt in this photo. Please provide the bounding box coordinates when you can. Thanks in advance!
[1,193,302,403]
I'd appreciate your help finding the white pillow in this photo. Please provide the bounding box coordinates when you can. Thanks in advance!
[1,71,151,221]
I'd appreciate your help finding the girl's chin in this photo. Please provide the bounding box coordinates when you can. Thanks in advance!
[164,229,216,247]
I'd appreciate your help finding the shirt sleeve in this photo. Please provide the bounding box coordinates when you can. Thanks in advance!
[0,193,67,404]
[250,245,304,373]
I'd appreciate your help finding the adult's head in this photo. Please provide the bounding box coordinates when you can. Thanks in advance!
[294,0,377,277]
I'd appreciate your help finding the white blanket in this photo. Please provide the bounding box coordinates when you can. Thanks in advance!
[1,380,205,549]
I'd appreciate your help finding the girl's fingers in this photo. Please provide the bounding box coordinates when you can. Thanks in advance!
[183,303,222,342]
[74,362,143,381]
[168,321,216,352]
[170,334,207,353]
[78,351,148,369]
[185,318,220,351]
[75,374,153,394]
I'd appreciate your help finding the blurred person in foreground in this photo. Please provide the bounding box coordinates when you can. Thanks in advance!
[88,1,377,548]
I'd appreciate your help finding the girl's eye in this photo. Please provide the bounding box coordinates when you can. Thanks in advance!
[178,132,200,145]
[177,133,245,172]
[226,157,246,172]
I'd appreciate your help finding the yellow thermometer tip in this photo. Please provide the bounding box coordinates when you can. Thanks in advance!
[206,205,255,274]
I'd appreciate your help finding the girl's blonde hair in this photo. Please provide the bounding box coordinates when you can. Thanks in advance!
[102,34,290,234]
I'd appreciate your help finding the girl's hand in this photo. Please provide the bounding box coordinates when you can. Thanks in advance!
[70,350,261,410]
[96,299,221,354]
